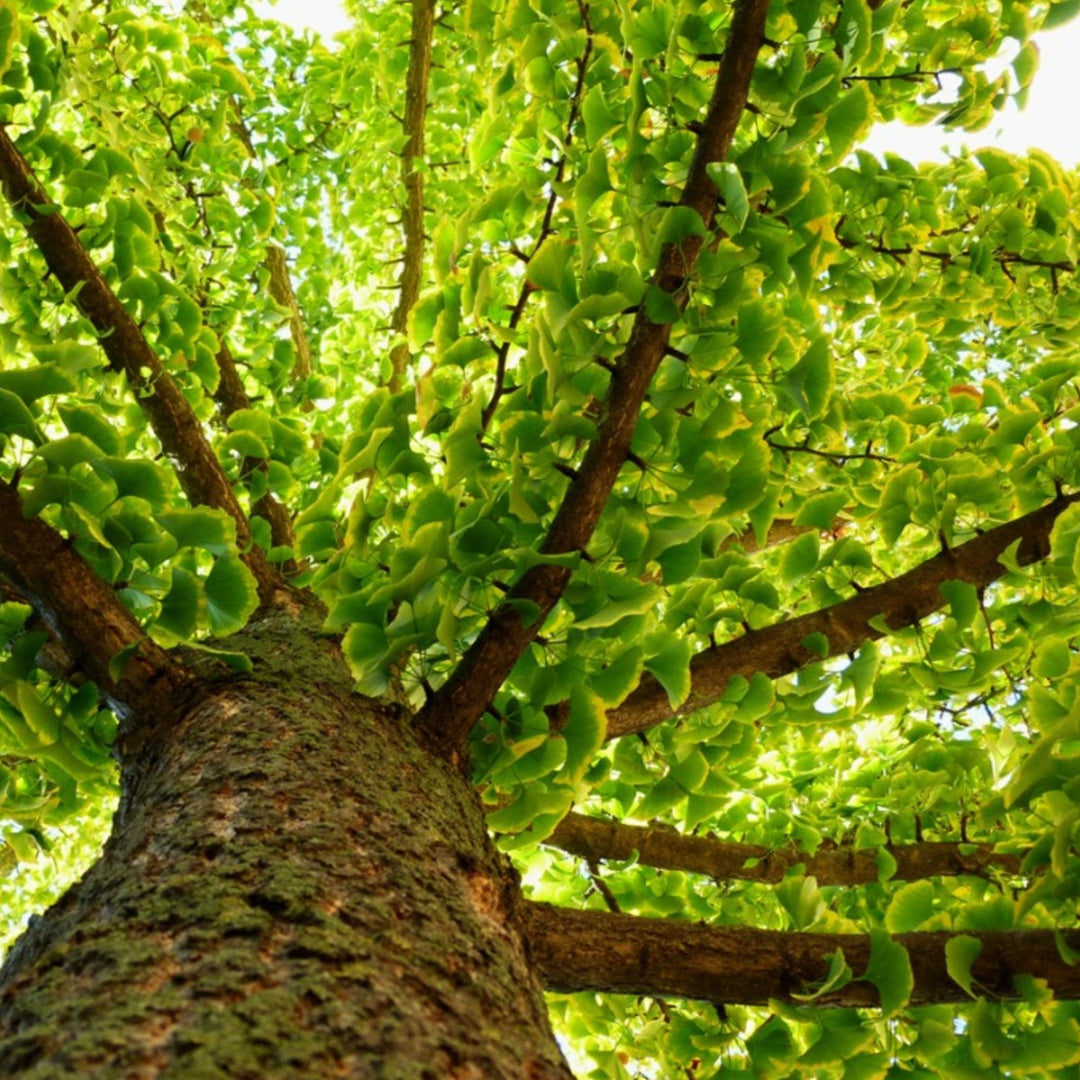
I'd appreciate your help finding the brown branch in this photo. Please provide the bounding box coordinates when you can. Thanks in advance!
[415,0,771,760]
[0,480,193,724]
[523,902,1080,1007]
[388,0,435,393]
[546,814,1022,885]
[719,516,846,554]
[264,244,313,387]
[606,492,1079,739]
[0,126,282,606]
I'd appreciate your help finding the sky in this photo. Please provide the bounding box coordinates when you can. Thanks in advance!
[254,0,1080,167]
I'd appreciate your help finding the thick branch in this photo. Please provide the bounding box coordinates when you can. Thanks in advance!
[523,903,1080,1007]
[388,0,435,393]
[415,0,771,759]
[547,814,1021,885]
[607,493,1079,739]
[0,127,281,604]
[0,481,192,722]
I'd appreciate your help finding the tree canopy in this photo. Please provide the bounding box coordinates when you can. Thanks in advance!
[2,0,1080,1075]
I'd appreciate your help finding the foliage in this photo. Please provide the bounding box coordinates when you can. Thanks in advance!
[1,0,1080,1075]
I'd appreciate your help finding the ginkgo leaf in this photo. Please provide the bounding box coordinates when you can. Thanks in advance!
[203,555,258,637]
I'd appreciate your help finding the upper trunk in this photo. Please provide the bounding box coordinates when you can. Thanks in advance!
[0,613,570,1079]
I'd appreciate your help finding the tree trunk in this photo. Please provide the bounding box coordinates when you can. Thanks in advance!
[0,613,571,1079]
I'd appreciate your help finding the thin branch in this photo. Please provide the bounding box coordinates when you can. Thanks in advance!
[388,0,436,393]
[481,0,594,432]
[415,0,771,761]
[523,902,1080,1007]
[764,426,895,465]
[0,126,283,606]
[264,244,313,388]
[0,480,193,725]
[606,492,1079,739]
[546,813,1022,886]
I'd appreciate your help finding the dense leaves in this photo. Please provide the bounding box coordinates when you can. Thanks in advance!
[0,0,1079,1075]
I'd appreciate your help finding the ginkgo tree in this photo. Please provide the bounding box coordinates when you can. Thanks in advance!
[0,0,1079,1074]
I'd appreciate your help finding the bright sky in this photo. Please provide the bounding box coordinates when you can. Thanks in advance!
[255,0,1080,167]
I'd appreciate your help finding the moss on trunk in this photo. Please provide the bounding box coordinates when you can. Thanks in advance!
[0,614,571,1079]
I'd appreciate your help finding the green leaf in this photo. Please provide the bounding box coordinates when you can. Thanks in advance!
[792,948,853,1001]
[940,580,978,629]
[862,930,913,1016]
[155,567,200,640]
[944,934,982,997]
[156,508,237,556]
[203,555,258,637]
[0,388,42,443]
[884,879,935,933]
[708,162,750,232]
[644,637,693,709]
[590,647,644,707]
[780,529,819,583]
[525,238,571,293]
[826,83,873,159]
[792,491,846,530]
[342,622,390,694]
[562,686,606,782]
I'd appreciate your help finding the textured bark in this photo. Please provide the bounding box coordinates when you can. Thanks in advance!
[0,128,281,604]
[607,493,1080,738]
[0,618,571,1079]
[524,903,1080,1008]
[547,813,1021,885]
[415,0,772,758]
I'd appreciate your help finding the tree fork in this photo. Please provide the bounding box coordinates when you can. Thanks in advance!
[0,127,282,605]
[414,0,771,759]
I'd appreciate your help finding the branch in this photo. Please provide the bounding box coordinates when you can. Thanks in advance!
[523,903,1080,1007]
[481,0,593,432]
[0,127,282,605]
[719,516,844,555]
[264,244,313,387]
[0,480,193,723]
[546,814,1021,886]
[415,0,771,760]
[388,0,435,393]
[607,493,1079,739]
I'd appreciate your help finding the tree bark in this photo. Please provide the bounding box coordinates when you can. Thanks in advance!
[524,903,1080,1008]
[0,616,570,1079]
[547,813,1021,885]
